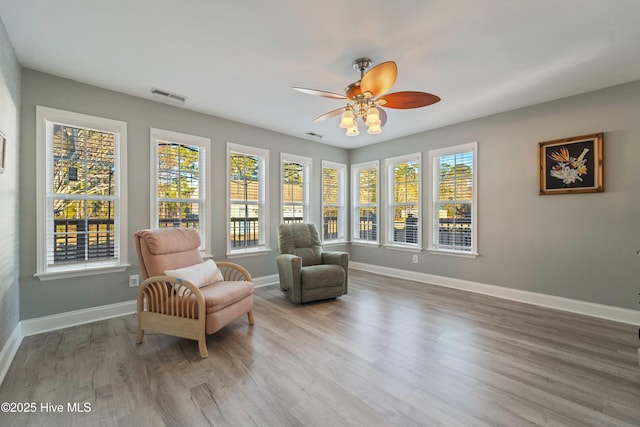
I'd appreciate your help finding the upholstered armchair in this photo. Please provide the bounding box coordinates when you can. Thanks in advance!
[134,228,254,358]
[276,223,349,304]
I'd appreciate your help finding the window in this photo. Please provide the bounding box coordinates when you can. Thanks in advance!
[281,153,311,224]
[428,142,478,256]
[150,128,209,250]
[351,160,379,244]
[322,161,346,243]
[35,106,128,280]
[386,153,421,249]
[227,143,269,256]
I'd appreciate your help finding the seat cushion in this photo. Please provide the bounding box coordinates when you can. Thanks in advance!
[301,264,345,290]
[200,281,254,314]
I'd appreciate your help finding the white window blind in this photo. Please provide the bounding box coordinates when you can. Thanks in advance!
[351,161,379,244]
[322,161,346,242]
[150,129,209,250]
[386,153,421,248]
[36,106,128,280]
[429,142,478,256]
[281,153,311,224]
[228,143,268,255]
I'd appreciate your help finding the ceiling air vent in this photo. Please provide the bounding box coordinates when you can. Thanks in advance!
[151,87,187,105]
[305,132,324,139]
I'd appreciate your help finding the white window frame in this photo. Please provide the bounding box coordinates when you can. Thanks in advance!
[351,160,379,246]
[150,128,210,251]
[281,153,311,224]
[321,160,347,244]
[385,152,422,251]
[35,106,129,280]
[227,143,270,257]
[428,141,478,258]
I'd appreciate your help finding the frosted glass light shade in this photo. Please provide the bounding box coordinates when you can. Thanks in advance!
[365,106,380,126]
[339,109,355,128]
[346,122,359,136]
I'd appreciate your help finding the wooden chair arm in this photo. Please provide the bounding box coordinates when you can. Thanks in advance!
[137,275,206,319]
[216,261,253,282]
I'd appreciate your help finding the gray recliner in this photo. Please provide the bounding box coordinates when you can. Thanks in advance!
[276,223,349,303]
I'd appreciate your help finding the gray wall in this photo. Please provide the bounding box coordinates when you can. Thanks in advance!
[350,80,640,311]
[0,18,21,346]
[16,68,640,320]
[19,69,348,319]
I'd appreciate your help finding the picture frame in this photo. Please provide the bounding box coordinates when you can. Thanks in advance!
[539,133,603,195]
[0,130,6,174]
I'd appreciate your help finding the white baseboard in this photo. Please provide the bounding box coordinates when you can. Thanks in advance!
[19,272,278,338]
[253,273,279,288]
[0,323,23,387]
[20,300,137,337]
[350,261,640,326]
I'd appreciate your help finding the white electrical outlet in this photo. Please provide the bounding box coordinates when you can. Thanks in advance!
[129,274,139,287]
[412,254,418,264]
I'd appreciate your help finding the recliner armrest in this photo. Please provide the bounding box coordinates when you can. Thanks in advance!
[322,251,348,266]
[322,251,349,294]
[276,254,303,303]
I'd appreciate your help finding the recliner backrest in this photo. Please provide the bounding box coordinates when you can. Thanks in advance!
[277,223,322,266]
[135,228,203,279]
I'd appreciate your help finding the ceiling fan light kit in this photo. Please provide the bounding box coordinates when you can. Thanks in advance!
[294,57,441,137]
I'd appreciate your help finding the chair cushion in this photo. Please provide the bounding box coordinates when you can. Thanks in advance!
[301,264,345,290]
[164,260,224,289]
[138,228,201,255]
[200,281,255,314]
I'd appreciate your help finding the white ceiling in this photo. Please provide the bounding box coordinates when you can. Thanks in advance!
[2,1,640,149]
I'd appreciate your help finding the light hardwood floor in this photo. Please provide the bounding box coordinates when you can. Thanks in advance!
[1,270,639,426]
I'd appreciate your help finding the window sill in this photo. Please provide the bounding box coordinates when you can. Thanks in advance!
[384,244,422,252]
[226,248,271,259]
[35,263,131,281]
[323,239,347,247]
[350,240,380,248]
[427,248,479,259]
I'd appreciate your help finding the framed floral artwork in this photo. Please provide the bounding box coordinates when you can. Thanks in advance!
[539,133,603,195]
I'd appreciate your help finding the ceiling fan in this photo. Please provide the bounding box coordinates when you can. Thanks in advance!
[294,58,440,136]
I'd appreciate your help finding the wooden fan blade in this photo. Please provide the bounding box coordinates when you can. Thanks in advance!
[360,61,397,98]
[293,87,347,100]
[379,91,441,109]
[313,107,346,123]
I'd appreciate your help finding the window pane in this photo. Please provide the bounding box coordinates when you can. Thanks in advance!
[283,161,304,203]
[229,203,261,248]
[358,207,377,241]
[52,125,115,196]
[52,199,115,264]
[323,206,338,240]
[282,204,304,223]
[323,167,339,205]
[393,161,419,203]
[359,168,377,204]
[230,154,260,202]
[229,152,263,249]
[392,206,419,244]
[437,203,472,249]
[156,139,202,238]
[50,124,118,265]
[439,152,473,201]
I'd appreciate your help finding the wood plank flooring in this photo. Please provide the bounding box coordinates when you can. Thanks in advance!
[1,269,639,426]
